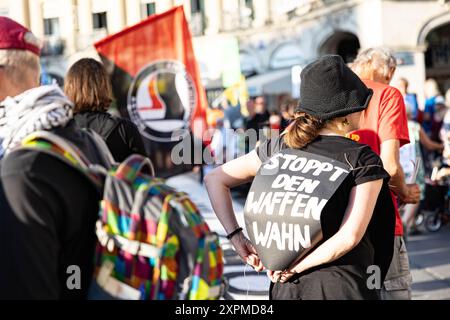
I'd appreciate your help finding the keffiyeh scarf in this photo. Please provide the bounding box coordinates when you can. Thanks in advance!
[0,85,73,158]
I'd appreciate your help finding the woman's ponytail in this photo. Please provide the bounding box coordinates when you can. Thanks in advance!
[284,112,327,149]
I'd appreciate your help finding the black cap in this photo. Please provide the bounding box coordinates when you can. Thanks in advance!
[296,55,373,120]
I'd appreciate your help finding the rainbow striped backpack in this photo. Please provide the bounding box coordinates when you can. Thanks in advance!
[17,130,225,300]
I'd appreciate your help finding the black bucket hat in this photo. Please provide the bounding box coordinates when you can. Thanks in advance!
[296,55,373,120]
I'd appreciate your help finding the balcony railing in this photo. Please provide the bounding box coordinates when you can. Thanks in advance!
[219,0,347,32]
[41,36,65,56]
[221,11,253,32]
[76,28,108,51]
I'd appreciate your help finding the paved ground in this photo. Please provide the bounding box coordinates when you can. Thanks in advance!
[167,171,450,300]
[407,223,450,300]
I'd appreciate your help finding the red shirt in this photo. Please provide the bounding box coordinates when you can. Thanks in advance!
[349,80,410,236]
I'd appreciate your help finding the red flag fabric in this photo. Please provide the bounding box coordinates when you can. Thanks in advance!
[94,6,209,177]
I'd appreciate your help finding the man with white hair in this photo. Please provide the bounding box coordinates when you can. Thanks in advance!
[0,17,106,299]
[350,47,420,300]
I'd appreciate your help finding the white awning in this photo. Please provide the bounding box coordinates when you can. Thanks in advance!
[246,68,292,96]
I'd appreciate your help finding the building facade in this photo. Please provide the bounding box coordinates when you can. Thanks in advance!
[1,0,450,107]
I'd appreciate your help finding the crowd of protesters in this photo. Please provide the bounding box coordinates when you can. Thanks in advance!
[205,48,450,300]
[207,50,450,242]
[392,76,450,238]
[206,94,297,165]
[0,16,449,300]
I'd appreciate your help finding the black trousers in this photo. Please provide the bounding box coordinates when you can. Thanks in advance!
[269,265,379,300]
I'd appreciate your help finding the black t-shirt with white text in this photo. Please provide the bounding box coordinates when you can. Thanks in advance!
[256,135,395,300]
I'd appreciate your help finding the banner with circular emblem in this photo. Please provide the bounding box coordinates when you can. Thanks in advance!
[128,60,197,142]
[95,6,208,177]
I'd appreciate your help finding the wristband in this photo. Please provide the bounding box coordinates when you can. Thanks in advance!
[226,227,243,240]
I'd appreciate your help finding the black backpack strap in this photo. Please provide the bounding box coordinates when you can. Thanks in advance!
[82,128,117,168]
[99,116,121,141]
[12,131,105,191]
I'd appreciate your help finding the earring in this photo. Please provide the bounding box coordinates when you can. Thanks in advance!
[342,118,350,126]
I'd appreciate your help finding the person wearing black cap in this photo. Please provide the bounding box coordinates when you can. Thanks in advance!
[205,55,395,299]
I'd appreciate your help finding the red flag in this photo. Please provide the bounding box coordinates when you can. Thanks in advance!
[94,6,209,176]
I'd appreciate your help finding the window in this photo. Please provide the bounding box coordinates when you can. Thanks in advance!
[145,3,156,17]
[141,2,156,19]
[0,8,9,17]
[43,18,60,36]
[190,0,203,14]
[93,12,107,30]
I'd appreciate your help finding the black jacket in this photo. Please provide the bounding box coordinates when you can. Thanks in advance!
[0,121,106,299]
[74,112,146,162]
[246,111,270,141]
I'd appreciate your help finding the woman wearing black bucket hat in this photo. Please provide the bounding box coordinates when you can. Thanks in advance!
[205,55,395,300]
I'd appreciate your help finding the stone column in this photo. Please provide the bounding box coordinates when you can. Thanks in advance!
[59,0,77,56]
[8,0,30,28]
[77,0,93,36]
[27,0,43,38]
[125,0,141,26]
[252,0,270,28]
[204,0,220,35]
[107,0,126,34]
